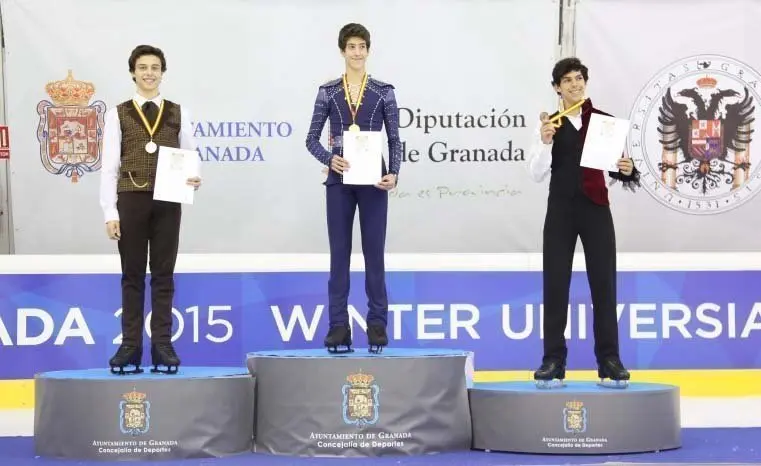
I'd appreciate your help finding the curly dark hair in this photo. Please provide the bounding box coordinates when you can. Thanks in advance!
[551,57,588,87]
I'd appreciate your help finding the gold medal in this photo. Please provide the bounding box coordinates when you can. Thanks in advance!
[132,99,165,153]
[343,73,368,131]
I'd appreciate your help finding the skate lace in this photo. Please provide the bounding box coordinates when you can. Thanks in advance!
[155,342,177,358]
[328,327,347,337]
[540,359,563,370]
[603,357,623,368]
[115,345,137,358]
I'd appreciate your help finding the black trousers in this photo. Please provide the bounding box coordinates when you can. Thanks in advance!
[542,194,620,363]
[116,191,181,346]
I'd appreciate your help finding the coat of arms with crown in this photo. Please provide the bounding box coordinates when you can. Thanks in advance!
[341,370,380,427]
[562,400,587,434]
[119,389,151,436]
[36,70,107,183]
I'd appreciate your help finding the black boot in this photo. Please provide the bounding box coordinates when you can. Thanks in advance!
[324,326,353,354]
[150,342,180,374]
[597,357,630,388]
[109,344,143,375]
[367,323,388,354]
[533,358,566,389]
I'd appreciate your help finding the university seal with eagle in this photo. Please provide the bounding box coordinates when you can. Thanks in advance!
[628,55,758,215]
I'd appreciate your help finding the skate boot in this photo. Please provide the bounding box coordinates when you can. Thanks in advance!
[367,323,388,354]
[597,357,630,389]
[109,344,143,375]
[533,359,566,389]
[150,342,180,374]
[324,326,353,354]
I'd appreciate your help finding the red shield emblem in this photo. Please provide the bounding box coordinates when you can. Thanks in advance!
[36,71,107,183]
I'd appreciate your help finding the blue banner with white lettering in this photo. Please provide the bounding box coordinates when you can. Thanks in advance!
[1,271,760,379]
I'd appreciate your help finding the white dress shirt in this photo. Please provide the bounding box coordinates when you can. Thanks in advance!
[99,94,197,223]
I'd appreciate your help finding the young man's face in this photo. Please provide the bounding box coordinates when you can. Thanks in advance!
[132,54,163,94]
[553,70,586,106]
[341,37,369,73]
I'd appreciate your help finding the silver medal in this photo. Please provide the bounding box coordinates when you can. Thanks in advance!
[145,141,158,154]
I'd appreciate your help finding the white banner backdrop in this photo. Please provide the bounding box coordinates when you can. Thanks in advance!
[1,0,560,254]
[576,0,761,252]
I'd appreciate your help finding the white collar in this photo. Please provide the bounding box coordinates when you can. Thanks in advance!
[132,93,163,107]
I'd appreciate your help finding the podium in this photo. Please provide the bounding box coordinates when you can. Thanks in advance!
[32,354,682,460]
[33,367,254,460]
[469,381,681,454]
[247,348,474,457]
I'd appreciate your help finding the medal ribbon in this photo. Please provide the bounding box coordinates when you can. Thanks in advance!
[549,98,585,128]
[132,99,166,139]
[342,73,368,126]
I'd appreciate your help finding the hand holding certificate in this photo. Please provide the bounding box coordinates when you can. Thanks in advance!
[341,130,382,185]
[153,146,201,204]
[581,113,630,172]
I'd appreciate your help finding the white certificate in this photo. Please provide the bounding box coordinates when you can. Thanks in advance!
[341,130,382,185]
[153,146,201,204]
[580,113,630,172]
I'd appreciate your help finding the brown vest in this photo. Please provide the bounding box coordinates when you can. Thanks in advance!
[116,99,182,192]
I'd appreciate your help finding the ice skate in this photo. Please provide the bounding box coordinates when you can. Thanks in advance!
[150,342,180,374]
[324,326,353,354]
[597,357,630,389]
[533,359,566,389]
[109,345,143,375]
[367,323,388,354]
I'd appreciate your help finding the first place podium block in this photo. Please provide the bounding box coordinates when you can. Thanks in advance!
[34,367,254,461]
[247,348,474,457]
